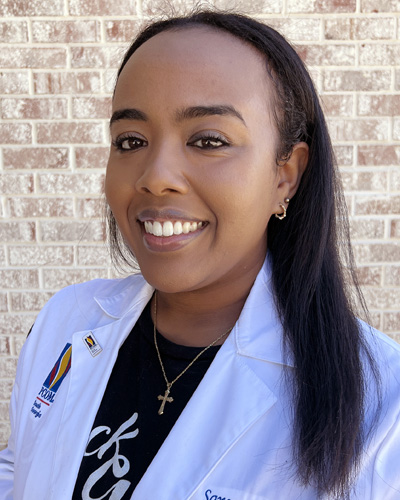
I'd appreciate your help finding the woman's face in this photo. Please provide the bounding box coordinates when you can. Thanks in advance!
[106,27,294,294]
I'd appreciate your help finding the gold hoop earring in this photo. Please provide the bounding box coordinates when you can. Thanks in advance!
[275,198,290,220]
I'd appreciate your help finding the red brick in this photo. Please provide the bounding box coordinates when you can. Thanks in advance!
[10,291,54,312]
[0,357,17,379]
[77,245,111,266]
[394,119,400,141]
[76,197,105,218]
[395,70,400,91]
[287,0,356,12]
[355,265,382,286]
[39,220,105,242]
[8,197,73,218]
[324,70,391,92]
[0,423,11,451]
[70,47,119,69]
[360,44,400,66]
[328,118,388,141]
[363,287,400,310]
[358,146,400,166]
[33,71,101,94]
[391,220,400,238]
[75,147,109,169]
[0,247,5,267]
[0,222,35,242]
[8,245,73,267]
[0,338,11,355]
[298,44,355,66]
[361,0,399,12]
[355,195,400,215]
[105,20,141,42]
[391,170,400,191]
[72,97,111,119]
[0,294,7,313]
[350,219,385,239]
[325,18,395,40]
[383,313,400,332]
[14,336,26,356]
[43,268,108,289]
[3,147,69,170]
[0,314,36,336]
[0,380,13,400]
[36,122,103,144]
[0,48,66,69]
[1,98,67,120]
[0,174,33,194]
[334,145,354,166]
[32,20,101,43]
[358,95,400,116]
[104,69,118,93]
[0,21,28,42]
[262,18,320,41]
[316,0,356,11]
[37,173,104,194]
[384,266,400,286]
[0,270,39,289]
[321,94,353,116]
[0,0,64,16]
[0,124,32,145]
[341,171,387,192]
[355,243,400,263]
[69,0,136,15]
[0,71,29,94]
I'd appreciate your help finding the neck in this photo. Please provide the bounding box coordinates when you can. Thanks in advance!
[151,259,264,347]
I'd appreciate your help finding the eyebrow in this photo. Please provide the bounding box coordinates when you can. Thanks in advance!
[175,105,246,126]
[109,105,246,127]
[109,108,148,127]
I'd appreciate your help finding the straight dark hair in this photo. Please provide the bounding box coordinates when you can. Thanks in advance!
[107,11,381,498]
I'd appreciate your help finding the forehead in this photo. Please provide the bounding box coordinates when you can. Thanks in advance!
[113,27,273,113]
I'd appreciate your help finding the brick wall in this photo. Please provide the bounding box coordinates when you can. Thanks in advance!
[0,0,399,449]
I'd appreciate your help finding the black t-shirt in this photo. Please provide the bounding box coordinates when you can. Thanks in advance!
[72,301,221,500]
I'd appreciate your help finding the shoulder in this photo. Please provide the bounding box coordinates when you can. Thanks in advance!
[29,273,150,343]
[360,320,400,375]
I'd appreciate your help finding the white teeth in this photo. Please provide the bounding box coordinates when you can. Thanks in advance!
[173,221,183,235]
[163,221,174,236]
[153,221,163,236]
[143,220,203,237]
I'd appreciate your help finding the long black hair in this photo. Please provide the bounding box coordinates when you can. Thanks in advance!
[107,11,381,498]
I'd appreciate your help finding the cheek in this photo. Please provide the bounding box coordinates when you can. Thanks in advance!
[105,162,134,216]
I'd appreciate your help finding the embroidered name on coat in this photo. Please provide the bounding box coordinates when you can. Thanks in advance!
[205,489,232,500]
[30,343,72,419]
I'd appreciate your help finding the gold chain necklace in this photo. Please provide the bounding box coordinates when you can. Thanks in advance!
[153,292,232,415]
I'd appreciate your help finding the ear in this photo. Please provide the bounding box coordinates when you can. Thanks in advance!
[275,141,309,204]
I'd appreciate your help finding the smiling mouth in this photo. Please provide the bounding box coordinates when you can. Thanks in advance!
[143,220,204,237]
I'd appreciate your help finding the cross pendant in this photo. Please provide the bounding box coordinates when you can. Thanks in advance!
[157,387,174,415]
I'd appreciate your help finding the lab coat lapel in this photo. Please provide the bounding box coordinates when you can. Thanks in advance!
[132,330,278,500]
[48,283,153,498]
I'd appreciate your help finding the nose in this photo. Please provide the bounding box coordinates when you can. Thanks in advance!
[135,141,190,196]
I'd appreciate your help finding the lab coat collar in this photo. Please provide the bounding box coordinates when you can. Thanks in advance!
[93,256,292,367]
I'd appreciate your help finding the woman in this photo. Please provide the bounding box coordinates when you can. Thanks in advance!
[1,11,399,500]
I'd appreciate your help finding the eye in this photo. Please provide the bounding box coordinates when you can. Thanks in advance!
[188,133,230,150]
[112,134,148,151]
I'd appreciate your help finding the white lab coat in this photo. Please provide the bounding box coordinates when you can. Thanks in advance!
[1,259,400,499]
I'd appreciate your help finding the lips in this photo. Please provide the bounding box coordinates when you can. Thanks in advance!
[144,220,204,237]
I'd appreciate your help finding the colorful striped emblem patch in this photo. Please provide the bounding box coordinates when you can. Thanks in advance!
[43,343,72,393]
